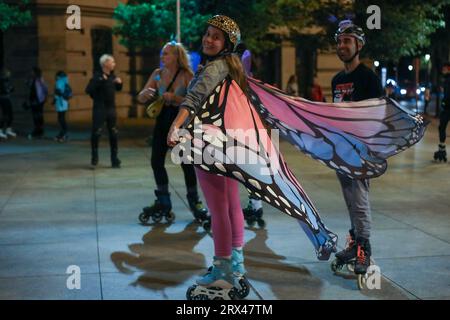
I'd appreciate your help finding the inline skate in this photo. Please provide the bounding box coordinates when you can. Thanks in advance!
[331,232,374,289]
[243,196,265,228]
[192,249,250,299]
[433,144,447,162]
[187,193,211,232]
[139,190,175,224]
[231,248,251,299]
[186,256,247,300]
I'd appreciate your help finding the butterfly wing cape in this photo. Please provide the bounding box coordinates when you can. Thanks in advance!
[174,78,337,260]
[248,77,427,179]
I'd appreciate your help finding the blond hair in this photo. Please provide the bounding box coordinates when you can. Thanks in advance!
[163,42,194,77]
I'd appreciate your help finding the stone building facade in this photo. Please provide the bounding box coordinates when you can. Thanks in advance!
[3,0,133,123]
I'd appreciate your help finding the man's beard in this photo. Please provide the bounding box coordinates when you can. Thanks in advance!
[338,50,357,64]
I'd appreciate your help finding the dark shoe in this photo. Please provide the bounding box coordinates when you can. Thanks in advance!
[91,155,98,166]
[55,133,68,143]
[91,148,99,166]
[111,158,121,168]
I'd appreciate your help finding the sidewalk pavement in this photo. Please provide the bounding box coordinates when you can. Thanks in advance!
[0,116,448,300]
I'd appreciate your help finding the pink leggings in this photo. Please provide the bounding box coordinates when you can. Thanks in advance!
[195,168,245,257]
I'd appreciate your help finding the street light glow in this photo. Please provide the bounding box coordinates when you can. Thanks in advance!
[425,54,430,62]
[408,65,413,71]
[374,60,380,67]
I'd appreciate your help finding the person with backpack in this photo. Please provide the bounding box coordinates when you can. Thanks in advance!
[27,67,48,139]
[53,71,71,142]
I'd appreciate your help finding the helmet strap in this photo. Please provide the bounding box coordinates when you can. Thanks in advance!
[344,49,359,63]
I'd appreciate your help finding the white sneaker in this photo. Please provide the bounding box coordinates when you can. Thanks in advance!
[5,127,16,137]
[0,130,7,139]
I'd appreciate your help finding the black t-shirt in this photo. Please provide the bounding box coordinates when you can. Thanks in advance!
[332,63,383,102]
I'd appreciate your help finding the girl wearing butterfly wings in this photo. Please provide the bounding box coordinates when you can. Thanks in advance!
[167,15,336,300]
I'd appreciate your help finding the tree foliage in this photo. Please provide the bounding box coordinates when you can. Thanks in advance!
[113,0,283,52]
[113,0,450,61]
[352,0,449,61]
[284,0,450,61]
[0,0,32,31]
[113,0,209,49]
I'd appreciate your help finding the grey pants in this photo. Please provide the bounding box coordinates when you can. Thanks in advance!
[337,173,371,239]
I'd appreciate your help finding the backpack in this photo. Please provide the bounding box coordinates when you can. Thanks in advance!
[63,83,72,100]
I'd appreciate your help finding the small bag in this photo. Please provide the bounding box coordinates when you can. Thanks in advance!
[146,96,165,118]
[145,68,181,119]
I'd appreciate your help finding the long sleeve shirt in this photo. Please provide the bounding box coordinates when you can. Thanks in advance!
[181,58,229,116]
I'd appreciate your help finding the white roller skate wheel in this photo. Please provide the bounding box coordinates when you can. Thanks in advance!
[357,274,367,290]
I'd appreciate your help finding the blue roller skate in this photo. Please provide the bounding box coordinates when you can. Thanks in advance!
[231,248,251,299]
[186,257,240,300]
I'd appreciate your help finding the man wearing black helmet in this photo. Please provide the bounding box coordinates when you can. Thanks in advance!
[331,20,383,275]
